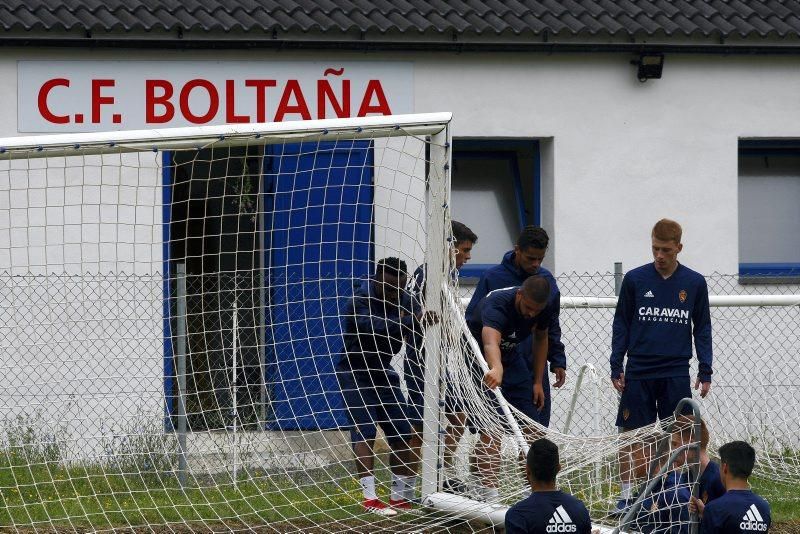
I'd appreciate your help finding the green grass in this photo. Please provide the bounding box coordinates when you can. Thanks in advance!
[0,410,796,531]
[0,460,368,529]
[751,476,800,523]
[0,460,797,530]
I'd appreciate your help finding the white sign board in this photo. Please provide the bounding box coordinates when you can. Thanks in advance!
[18,61,414,132]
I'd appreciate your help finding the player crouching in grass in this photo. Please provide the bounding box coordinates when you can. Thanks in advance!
[633,427,694,533]
[336,257,438,516]
[690,441,772,534]
[504,438,591,534]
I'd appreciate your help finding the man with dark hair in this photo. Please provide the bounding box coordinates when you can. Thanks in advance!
[405,220,478,495]
[336,257,437,516]
[610,219,713,513]
[690,441,771,533]
[505,438,592,534]
[466,225,566,428]
[467,275,552,500]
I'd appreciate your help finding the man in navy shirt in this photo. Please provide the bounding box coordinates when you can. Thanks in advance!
[468,276,551,500]
[465,225,566,427]
[610,219,713,513]
[405,221,478,493]
[690,441,771,533]
[505,438,592,534]
[336,257,437,516]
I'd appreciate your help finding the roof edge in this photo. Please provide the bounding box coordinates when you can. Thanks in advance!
[4,36,800,55]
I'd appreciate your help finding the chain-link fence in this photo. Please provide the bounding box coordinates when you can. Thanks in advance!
[0,270,798,479]
[460,272,800,486]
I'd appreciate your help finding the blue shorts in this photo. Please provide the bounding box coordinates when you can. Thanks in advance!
[616,376,693,429]
[404,343,425,428]
[337,365,412,445]
[502,335,551,427]
[406,336,477,427]
[498,341,551,427]
[470,336,551,432]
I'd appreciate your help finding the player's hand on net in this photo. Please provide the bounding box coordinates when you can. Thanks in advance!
[483,366,503,389]
[612,373,626,393]
[552,367,566,388]
[695,378,711,398]
[689,495,705,518]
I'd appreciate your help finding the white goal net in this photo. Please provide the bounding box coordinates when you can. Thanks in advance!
[0,114,796,533]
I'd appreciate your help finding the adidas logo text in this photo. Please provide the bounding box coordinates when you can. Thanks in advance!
[740,504,767,531]
[546,506,577,533]
[739,521,768,531]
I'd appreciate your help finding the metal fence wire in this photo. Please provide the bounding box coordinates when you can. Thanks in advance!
[0,270,798,482]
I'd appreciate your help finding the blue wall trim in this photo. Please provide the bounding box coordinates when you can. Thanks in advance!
[739,139,800,157]
[739,263,800,276]
[458,263,495,279]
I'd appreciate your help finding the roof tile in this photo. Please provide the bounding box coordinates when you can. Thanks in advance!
[0,1,796,41]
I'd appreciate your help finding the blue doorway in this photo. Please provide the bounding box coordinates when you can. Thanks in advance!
[263,140,374,430]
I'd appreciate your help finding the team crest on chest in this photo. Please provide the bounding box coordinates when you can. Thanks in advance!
[623,408,630,421]
[679,290,687,303]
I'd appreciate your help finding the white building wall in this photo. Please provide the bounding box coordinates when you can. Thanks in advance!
[1,48,799,274]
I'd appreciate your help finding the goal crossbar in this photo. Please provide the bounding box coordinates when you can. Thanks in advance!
[0,112,452,158]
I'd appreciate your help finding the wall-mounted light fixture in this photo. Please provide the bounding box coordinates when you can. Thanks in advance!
[631,53,664,82]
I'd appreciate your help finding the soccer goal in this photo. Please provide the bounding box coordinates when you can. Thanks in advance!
[0,114,792,532]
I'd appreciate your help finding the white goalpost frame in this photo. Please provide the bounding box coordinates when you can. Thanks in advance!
[0,112,454,156]
[419,123,450,499]
[0,110,455,501]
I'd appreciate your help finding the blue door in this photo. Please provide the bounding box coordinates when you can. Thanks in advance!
[264,140,374,430]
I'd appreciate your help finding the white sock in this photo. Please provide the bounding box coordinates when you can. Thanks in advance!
[620,482,633,500]
[360,475,377,501]
[480,486,500,500]
[390,473,404,501]
[402,475,417,500]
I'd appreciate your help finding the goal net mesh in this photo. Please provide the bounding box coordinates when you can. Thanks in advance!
[0,116,795,532]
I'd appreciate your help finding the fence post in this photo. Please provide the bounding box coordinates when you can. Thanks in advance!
[175,264,189,487]
[614,262,623,296]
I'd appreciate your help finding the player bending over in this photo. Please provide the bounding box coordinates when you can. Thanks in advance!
[467,276,551,500]
[466,225,567,427]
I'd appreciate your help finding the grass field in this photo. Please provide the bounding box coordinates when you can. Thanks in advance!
[0,418,797,532]
[0,454,797,532]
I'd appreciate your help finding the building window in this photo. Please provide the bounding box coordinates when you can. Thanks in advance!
[450,140,540,280]
[738,140,800,283]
